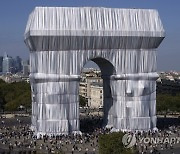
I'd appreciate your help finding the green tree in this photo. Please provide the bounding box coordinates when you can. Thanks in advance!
[79,95,87,107]
[157,93,180,115]
[99,132,137,154]
[0,79,31,111]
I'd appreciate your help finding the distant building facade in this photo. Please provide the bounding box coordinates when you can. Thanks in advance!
[89,83,103,108]
[22,60,30,76]
[79,70,103,108]
[23,65,30,76]
[0,56,3,72]
[14,56,22,73]
[0,52,29,75]
[2,53,14,74]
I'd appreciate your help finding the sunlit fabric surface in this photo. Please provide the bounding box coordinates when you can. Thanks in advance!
[24,7,165,136]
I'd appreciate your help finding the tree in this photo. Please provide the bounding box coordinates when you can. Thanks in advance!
[79,95,87,107]
[156,93,180,115]
[0,79,31,111]
[99,132,137,154]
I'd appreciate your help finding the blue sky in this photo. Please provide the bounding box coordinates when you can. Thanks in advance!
[0,0,179,71]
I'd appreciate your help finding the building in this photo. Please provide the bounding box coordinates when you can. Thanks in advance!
[25,7,165,135]
[79,74,103,108]
[14,56,22,73]
[22,60,30,76]
[0,56,3,72]
[89,83,103,108]
[79,82,88,100]
[2,53,14,74]
[23,65,29,76]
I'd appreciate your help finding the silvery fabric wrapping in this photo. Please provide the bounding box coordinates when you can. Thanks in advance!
[24,7,165,136]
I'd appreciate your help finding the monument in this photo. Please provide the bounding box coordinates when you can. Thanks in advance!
[24,7,165,136]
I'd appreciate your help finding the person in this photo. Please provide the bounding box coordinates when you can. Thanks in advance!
[78,147,82,152]
[71,147,74,154]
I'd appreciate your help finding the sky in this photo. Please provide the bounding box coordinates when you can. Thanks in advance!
[0,0,179,71]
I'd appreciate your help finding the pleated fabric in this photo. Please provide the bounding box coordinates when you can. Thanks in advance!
[25,7,165,136]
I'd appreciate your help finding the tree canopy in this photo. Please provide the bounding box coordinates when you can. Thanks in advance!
[79,95,87,107]
[0,78,180,113]
[157,93,180,114]
[0,79,31,111]
[98,132,137,154]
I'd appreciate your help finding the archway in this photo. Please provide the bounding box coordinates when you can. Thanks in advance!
[25,7,165,136]
[91,58,115,128]
[79,58,116,132]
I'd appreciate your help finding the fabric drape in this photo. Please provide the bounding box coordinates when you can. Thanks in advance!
[25,7,165,136]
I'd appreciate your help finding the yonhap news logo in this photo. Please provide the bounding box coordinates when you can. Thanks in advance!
[122,133,180,149]
[122,133,136,148]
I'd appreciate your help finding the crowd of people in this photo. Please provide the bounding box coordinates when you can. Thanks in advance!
[0,114,180,154]
[0,115,109,154]
[129,125,180,154]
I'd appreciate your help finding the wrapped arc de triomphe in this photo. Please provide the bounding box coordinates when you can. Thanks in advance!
[24,7,165,136]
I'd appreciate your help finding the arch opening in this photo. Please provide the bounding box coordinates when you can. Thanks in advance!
[79,58,116,132]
